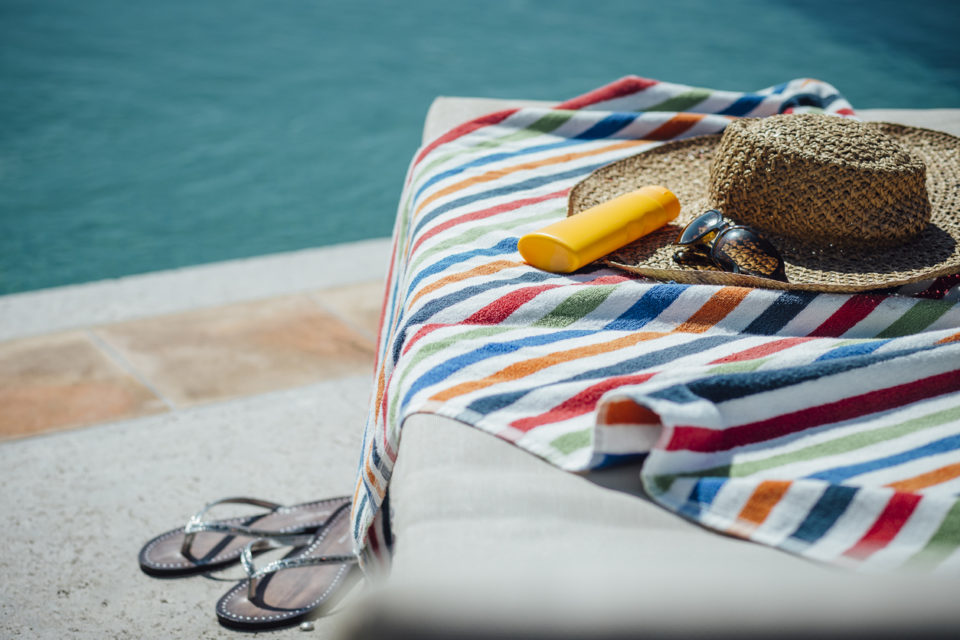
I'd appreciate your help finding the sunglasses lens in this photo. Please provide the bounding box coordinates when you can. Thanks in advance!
[677,209,725,245]
[712,227,786,280]
[672,246,723,270]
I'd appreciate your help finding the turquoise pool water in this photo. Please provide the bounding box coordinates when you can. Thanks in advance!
[2,0,958,294]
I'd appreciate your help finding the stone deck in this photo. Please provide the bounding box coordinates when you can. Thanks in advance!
[0,238,390,638]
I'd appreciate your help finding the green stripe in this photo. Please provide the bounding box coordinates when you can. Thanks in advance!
[388,325,511,426]
[876,300,953,338]
[708,359,769,375]
[907,500,960,570]
[831,338,869,348]
[534,285,617,328]
[409,207,560,273]
[646,473,678,496]
[645,88,713,112]
[693,404,960,479]
[412,110,576,189]
[396,110,572,254]
[551,428,592,455]
[392,284,616,425]
[399,110,574,272]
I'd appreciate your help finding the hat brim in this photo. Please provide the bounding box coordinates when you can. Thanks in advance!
[568,122,960,292]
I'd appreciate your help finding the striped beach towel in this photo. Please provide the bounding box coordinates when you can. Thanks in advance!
[351,76,960,574]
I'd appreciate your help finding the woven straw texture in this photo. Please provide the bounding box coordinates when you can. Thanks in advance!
[568,121,960,292]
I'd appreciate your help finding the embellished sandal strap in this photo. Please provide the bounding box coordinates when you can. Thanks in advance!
[180,497,311,558]
[240,537,358,600]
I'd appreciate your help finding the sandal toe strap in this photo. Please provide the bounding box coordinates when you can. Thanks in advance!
[240,538,358,600]
[180,497,303,557]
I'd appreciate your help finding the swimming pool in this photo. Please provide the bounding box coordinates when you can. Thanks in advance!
[2,0,958,294]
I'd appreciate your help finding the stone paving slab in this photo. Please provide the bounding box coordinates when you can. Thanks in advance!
[0,378,369,639]
[96,294,375,408]
[0,331,167,438]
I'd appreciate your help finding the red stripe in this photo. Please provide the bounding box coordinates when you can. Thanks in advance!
[809,294,886,337]
[380,368,395,426]
[376,238,401,348]
[402,274,627,356]
[709,337,814,364]
[510,373,656,432]
[413,108,519,169]
[402,322,447,356]
[412,76,657,176]
[836,108,856,116]
[368,523,380,554]
[645,113,705,140]
[556,76,659,110]
[466,273,632,326]
[465,284,561,325]
[842,492,922,560]
[914,274,960,300]
[666,368,960,452]
[411,188,569,254]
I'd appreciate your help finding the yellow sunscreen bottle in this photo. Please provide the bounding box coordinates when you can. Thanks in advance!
[518,185,680,273]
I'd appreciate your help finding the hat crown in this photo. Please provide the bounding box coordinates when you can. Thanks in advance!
[708,114,931,249]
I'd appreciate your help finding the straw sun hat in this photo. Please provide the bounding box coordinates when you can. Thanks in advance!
[568,114,960,292]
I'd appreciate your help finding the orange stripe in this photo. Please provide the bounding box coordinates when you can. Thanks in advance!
[645,113,705,140]
[674,287,751,333]
[414,139,651,217]
[427,285,751,404]
[428,331,665,402]
[936,331,960,345]
[372,363,390,437]
[887,462,960,493]
[600,398,661,426]
[364,459,383,494]
[352,483,362,507]
[411,260,522,306]
[736,480,792,527]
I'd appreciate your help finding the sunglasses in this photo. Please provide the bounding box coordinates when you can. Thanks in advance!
[672,209,787,281]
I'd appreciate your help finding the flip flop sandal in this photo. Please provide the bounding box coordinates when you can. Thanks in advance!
[139,495,350,577]
[215,502,358,630]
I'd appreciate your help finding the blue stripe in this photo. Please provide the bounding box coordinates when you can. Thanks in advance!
[353,492,368,539]
[404,237,518,297]
[604,283,688,331]
[572,112,640,139]
[807,432,960,484]
[679,477,727,518]
[743,290,819,335]
[405,270,553,325]
[648,342,939,405]
[770,81,791,95]
[411,160,610,238]
[402,329,593,409]
[413,137,587,203]
[787,484,858,545]
[588,452,648,469]
[393,270,555,364]
[563,334,734,383]
[778,92,842,113]
[689,477,725,505]
[370,442,382,473]
[465,334,734,416]
[466,388,529,416]
[392,237,518,364]
[816,340,890,362]
[718,94,765,116]
[411,112,640,206]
